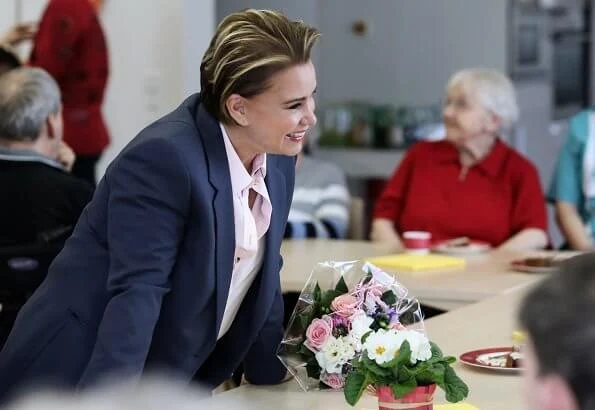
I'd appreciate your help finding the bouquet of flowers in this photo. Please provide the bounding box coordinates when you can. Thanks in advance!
[277,260,426,391]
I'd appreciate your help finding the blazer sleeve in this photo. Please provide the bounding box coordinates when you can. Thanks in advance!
[242,280,287,384]
[77,136,190,388]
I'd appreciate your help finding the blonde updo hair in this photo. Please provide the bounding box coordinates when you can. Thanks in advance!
[446,68,519,131]
[200,9,320,124]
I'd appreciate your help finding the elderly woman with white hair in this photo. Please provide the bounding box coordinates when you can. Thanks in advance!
[371,68,548,251]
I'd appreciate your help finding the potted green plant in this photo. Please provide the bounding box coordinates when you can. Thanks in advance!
[344,328,469,410]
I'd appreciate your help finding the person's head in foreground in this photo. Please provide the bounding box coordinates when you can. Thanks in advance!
[201,8,319,165]
[519,253,595,410]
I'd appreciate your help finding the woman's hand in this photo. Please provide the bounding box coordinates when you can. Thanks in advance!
[555,201,593,251]
[370,218,404,252]
[57,141,76,172]
[498,228,548,251]
[1,23,37,46]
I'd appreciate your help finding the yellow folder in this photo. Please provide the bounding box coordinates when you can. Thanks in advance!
[435,404,479,410]
[366,254,466,272]
[362,404,478,410]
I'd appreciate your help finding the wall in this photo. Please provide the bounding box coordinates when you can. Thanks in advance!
[98,0,215,177]
[0,0,215,180]
[317,0,508,107]
[217,0,316,24]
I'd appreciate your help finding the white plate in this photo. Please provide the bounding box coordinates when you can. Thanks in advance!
[459,347,522,374]
[432,241,491,256]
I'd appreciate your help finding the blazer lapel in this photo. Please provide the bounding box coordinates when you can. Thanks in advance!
[194,103,235,335]
[215,156,287,345]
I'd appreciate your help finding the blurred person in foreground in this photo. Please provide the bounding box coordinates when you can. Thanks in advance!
[371,68,548,251]
[0,8,319,402]
[519,252,595,410]
[5,376,268,410]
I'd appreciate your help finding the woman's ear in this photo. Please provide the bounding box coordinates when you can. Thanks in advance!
[485,111,502,134]
[225,94,248,126]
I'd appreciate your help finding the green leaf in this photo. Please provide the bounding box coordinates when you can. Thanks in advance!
[298,313,312,332]
[443,365,469,403]
[334,276,349,293]
[391,378,417,399]
[305,358,321,380]
[298,343,314,358]
[314,283,322,304]
[395,340,412,367]
[360,330,373,344]
[430,342,444,360]
[321,289,343,310]
[417,363,445,386]
[381,290,397,306]
[344,371,369,406]
[444,355,456,365]
[396,365,413,382]
[362,354,392,378]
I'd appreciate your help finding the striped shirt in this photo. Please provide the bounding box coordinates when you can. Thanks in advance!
[285,156,349,239]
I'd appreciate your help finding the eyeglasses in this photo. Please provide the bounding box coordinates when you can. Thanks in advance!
[442,97,470,111]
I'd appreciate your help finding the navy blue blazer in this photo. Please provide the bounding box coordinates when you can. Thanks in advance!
[0,94,293,401]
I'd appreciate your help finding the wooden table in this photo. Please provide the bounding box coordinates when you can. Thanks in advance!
[280,239,547,310]
[209,284,533,410]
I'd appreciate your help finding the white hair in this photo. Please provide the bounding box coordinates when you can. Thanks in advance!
[446,68,519,130]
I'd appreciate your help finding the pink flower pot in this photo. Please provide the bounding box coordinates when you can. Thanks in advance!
[377,384,437,410]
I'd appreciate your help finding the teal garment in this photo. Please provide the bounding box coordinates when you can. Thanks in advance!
[548,109,595,234]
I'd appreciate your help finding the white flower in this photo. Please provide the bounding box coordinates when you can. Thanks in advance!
[363,329,432,365]
[315,336,356,373]
[349,312,374,350]
[362,329,399,365]
[402,330,432,364]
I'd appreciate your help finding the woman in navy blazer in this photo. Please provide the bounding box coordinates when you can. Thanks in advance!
[0,9,320,401]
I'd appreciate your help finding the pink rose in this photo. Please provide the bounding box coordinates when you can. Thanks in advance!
[321,372,345,389]
[330,294,358,317]
[305,318,332,351]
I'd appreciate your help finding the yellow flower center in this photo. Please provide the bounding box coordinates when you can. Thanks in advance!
[375,346,386,356]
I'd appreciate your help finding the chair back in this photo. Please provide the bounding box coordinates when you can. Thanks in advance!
[347,196,365,240]
[0,241,62,291]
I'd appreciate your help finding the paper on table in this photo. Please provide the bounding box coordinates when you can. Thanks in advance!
[366,254,466,272]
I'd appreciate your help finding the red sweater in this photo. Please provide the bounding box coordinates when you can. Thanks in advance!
[373,140,547,247]
[30,0,110,155]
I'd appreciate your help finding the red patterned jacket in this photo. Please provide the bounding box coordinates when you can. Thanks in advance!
[30,0,110,155]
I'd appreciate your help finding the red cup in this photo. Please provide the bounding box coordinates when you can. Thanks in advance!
[403,231,432,254]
